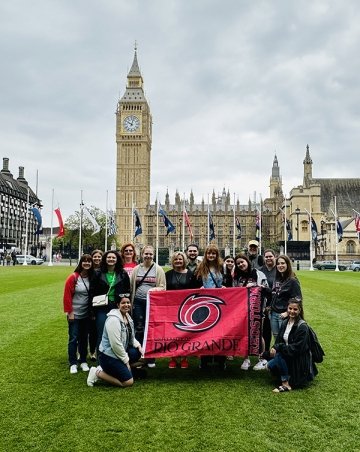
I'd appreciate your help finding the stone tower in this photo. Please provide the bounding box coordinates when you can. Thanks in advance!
[269,154,282,198]
[115,46,152,245]
[303,144,313,188]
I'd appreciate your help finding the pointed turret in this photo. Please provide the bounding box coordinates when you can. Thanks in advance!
[303,144,313,187]
[269,153,283,198]
[120,43,145,102]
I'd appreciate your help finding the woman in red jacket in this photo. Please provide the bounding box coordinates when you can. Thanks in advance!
[63,254,94,374]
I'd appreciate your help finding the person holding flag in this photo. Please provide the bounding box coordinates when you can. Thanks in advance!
[130,245,166,368]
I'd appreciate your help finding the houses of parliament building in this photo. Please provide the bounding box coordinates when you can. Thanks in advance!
[115,48,360,261]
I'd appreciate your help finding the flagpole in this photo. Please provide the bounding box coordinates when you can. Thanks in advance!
[207,194,210,245]
[334,196,339,272]
[105,190,109,251]
[308,196,314,271]
[78,190,83,261]
[259,195,262,254]
[233,193,236,257]
[156,193,159,264]
[23,187,30,266]
[284,195,287,256]
[48,189,54,267]
[182,193,185,252]
[131,194,134,240]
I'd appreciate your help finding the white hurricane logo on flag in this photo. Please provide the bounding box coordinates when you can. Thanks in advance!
[174,294,225,332]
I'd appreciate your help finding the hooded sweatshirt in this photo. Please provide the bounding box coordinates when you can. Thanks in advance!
[99,309,140,364]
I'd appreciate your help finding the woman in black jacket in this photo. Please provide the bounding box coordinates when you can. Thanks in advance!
[267,298,316,392]
[90,250,130,351]
[270,255,302,340]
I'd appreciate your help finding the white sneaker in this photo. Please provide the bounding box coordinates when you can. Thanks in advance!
[240,358,251,370]
[87,367,99,386]
[80,362,89,372]
[147,362,156,368]
[70,364,78,374]
[253,359,268,371]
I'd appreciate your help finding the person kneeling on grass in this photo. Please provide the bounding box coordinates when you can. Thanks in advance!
[87,297,144,388]
[267,298,317,393]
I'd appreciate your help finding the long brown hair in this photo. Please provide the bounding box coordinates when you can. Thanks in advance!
[196,244,223,280]
[275,255,295,281]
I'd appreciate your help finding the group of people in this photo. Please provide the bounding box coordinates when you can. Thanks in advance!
[63,240,318,392]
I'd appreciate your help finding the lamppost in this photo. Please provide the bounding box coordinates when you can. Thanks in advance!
[295,207,300,241]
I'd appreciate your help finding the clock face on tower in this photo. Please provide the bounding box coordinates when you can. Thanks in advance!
[123,115,140,132]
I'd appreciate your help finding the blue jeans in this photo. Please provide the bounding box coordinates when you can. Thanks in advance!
[132,297,147,344]
[270,311,284,338]
[267,352,289,382]
[99,347,141,382]
[67,318,89,366]
[95,304,116,352]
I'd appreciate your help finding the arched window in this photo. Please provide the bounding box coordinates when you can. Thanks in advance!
[301,220,308,232]
[346,240,356,254]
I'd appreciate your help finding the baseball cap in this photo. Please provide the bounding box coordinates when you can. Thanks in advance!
[248,240,259,247]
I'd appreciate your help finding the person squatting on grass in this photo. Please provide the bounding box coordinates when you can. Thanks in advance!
[63,254,94,374]
[87,297,144,388]
[89,250,131,354]
[267,298,318,392]
[270,255,302,341]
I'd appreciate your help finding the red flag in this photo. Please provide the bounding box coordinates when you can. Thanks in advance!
[183,208,194,242]
[355,215,360,241]
[54,208,65,238]
[143,287,262,358]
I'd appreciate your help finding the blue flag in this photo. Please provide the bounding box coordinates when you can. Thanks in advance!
[134,209,142,237]
[158,206,175,236]
[235,217,242,240]
[337,220,343,243]
[311,217,318,242]
[31,207,43,234]
[209,212,215,240]
[286,219,293,241]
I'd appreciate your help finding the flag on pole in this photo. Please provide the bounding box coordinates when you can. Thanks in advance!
[158,205,175,236]
[31,207,43,235]
[209,211,215,240]
[355,215,360,242]
[286,220,293,241]
[54,208,65,238]
[336,219,343,243]
[134,209,142,237]
[83,206,101,235]
[235,217,242,239]
[108,210,117,236]
[310,217,318,242]
[183,207,193,242]
[255,212,260,240]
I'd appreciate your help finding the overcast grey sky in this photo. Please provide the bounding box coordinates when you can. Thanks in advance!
[1,0,359,225]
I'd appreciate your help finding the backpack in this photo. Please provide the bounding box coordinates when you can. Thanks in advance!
[298,320,325,363]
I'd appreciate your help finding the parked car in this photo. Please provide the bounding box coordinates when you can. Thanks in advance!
[349,260,360,272]
[313,260,347,271]
[16,255,44,265]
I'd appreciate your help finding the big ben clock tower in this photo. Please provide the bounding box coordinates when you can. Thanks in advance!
[115,46,152,245]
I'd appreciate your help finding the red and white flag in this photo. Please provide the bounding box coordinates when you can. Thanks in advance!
[355,215,360,241]
[143,287,263,358]
[183,207,194,242]
[54,208,65,238]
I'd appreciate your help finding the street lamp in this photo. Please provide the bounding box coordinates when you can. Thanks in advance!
[295,207,300,241]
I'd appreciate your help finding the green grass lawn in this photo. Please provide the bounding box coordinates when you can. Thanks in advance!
[0,266,359,452]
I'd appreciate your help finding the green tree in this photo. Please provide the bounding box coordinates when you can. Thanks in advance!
[53,206,118,257]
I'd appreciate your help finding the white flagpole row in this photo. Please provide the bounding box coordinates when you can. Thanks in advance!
[284,195,287,256]
[304,201,314,271]
[105,190,109,251]
[156,193,159,264]
[78,190,83,261]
